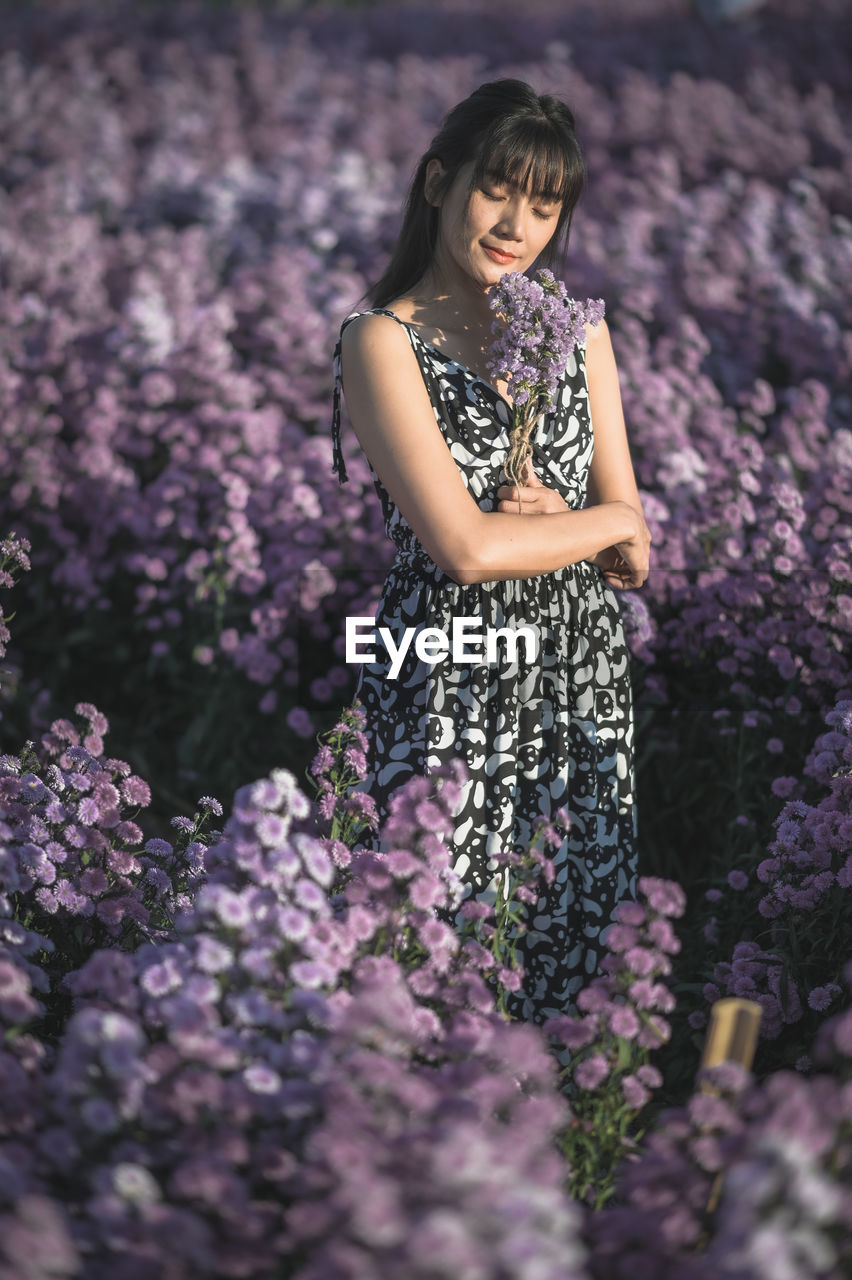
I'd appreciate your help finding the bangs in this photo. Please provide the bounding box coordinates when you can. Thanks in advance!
[470,117,581,208]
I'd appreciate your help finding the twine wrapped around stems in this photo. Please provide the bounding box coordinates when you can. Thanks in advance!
[504,409,547,515]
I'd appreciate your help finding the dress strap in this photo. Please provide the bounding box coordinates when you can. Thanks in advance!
[331,312,361,486]
[331,308,409,486]
[331,334,348,485]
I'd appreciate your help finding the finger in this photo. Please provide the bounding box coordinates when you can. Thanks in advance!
[607,565,636,584]
[524,459,544,486]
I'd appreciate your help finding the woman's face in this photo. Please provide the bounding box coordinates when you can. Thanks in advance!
[427,158,561,294]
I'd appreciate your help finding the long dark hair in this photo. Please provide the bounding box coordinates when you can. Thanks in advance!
[370,79,587,309]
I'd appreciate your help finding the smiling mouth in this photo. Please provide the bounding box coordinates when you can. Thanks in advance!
[483,246,517,265]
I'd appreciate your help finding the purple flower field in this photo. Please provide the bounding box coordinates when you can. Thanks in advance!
[0,0,850,1273]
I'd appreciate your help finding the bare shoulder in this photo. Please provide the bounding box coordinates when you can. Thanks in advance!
[340,310,413,366]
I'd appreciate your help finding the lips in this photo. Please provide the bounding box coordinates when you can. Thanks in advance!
[483,245,517,265]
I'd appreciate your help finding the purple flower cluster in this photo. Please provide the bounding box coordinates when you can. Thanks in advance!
[1,663,850,1276]
[307,699,378,870]
[451,809,570,1018]
[708,941,804,1041]
[0,1193,80,1280]
[0,0,846,747]
[287,764,589,1277]
[0,534,31,668]
[587,959,852,1278]
[585,1060,753,1277]
[0,706,217,1047]
[547,877,685,1206]
[487,268,604,494]
[702,697,851,1059]
[0,1,850,1271]
[0,690,590,1274]
[0,533,32,734]
[487,268,605,409]
[38,767,361,1277]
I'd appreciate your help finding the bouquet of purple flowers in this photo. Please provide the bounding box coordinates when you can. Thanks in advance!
[487,269,605,513]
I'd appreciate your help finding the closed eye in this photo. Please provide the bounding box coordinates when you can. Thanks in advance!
[481,185,560,217]
[478,182,560,220]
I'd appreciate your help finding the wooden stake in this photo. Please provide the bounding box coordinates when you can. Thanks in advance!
[699,997,763,1083]
[698,998,763,1218]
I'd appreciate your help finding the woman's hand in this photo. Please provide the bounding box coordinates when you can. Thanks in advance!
[495,460,568,515]
[587,545,638,590]
[493,462,650,587]
[589,503,651,590]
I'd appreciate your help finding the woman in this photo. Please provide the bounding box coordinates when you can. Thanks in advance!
[330,79,651,1023]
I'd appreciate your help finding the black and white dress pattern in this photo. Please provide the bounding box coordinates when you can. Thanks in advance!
[331,307,638,1024]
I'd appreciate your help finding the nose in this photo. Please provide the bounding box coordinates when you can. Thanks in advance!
[494,196,525,240]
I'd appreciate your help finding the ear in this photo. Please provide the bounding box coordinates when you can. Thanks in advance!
[424,158,446,207]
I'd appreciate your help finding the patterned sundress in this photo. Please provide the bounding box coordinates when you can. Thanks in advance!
[330,306,638,1023]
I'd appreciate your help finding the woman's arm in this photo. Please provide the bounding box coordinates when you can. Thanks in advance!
[581,318,651,587]
[340,312,645,586]
[583,317,644,514]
